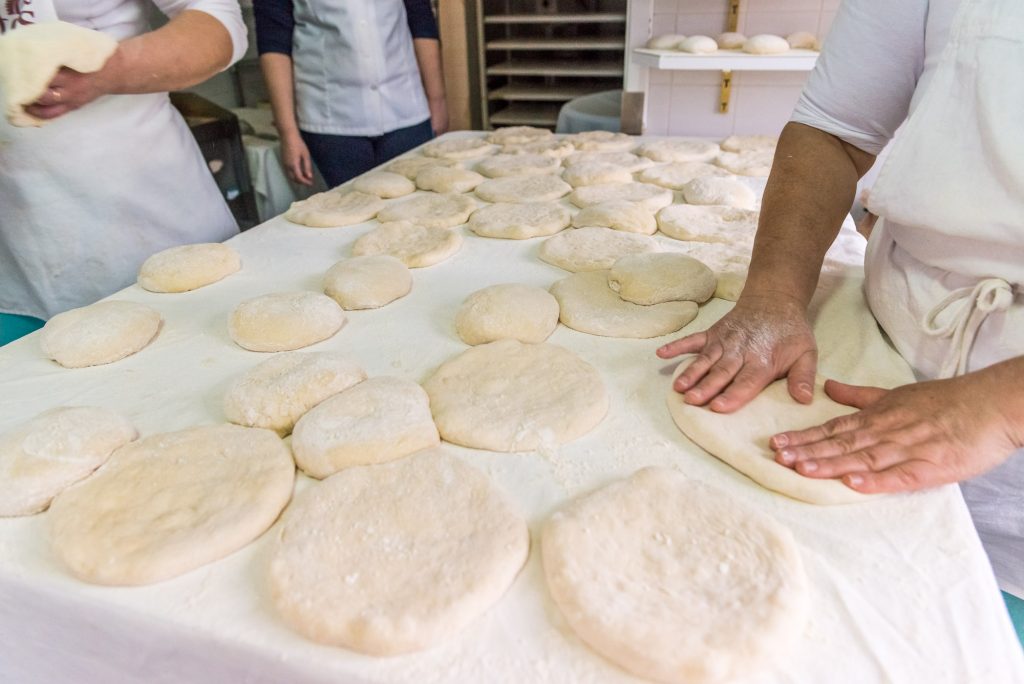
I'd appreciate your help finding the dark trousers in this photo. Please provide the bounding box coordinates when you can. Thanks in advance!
[301,118,434,188]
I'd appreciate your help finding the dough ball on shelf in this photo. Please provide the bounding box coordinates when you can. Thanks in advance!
[385,156,456,180]
[678,35,718,54]
[562,161,635,187]
[422,137,499,160]
[637,161,730,189]
[486,125,553,145]
[476,153,561,178]
[569,182,674,213]
[787,31,820,50]
[646,34,686,49]
[634,139,720,164]
[468,201,571,239]
[475,174,572,203]
[657,204,760,245]
[376,192,477,228]
[743,34,791,55]
[455,283,560,345]
[284,190,384,228]
[717,31,747,49]
[415,165,486,194]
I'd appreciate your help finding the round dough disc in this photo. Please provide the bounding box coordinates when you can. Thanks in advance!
[569,182,674,213]
[562,151,652,172]
[486,125,553,145]
[376,193,477,229]
[475,175,572,203]
[681,176,757,209]
[455,283,560,345]
[501,138,575,158]
[324,255,412,310]
[284,190,384,228]
[567,130,635,152]
[41,300,161,368]
[720,134,777,153]
[539,226,660,273]
[351,221,463,268]
[415,166,486,194]
[571,200,657,235]
[608,252,716,305]
[636,161,731,190]
[715,149,774,177]
[352,171,416,199]
[423,339,608,452]
[656,204,759,245]
[229,292,345,352]
[422,137,499,160]
[635,139,720,163]
[385,156,456,180]
[468,202,571,240]
[562,161,634,188]
[137,242,241,293]
[476,153,561,178]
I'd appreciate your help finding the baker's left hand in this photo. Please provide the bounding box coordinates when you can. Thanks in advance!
[428,96,449,137]
[769,372,1022,494]
[24,66,111,121]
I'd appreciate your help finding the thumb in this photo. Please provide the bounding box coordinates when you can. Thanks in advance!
[824,379,888,409]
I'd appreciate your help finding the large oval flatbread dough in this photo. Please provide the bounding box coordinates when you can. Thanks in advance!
[324,255,412,310]
[422,137,498,160]
[137,242,241,293]
[455,284,560,345]
[49,424,295,585]
[635,139,720,163]
[681,176,756,209]
[486,125,552,145]
[352,221,463,268]
[569,182,674,213]
[41,301,162,368]
[656,204,759,245]
[376,193,476,228]
[415,166,486,194]
[551,271,698,338]
[468,202,571,240]
[539,227,660,273]
[352,171,416,199]
[229,292,345,352]
[474,175,572,203]
[476,153,561,178]
[667,359,874,505]
[562,151,652,173]
[542,467,809,684]
[423,339,608,452]
[636,161,730,190]
[0,407,137,517]
[268,449,529,655]
[608,252,716,305]
[385,156,456,180]
[502,138,575,158]
[284,190,384,228]
[567,130,635,152]
[223,352,366,436]
[571,200,657,235]
[562,161,634,188]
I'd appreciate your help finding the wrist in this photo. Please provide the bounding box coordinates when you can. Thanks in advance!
[93,44,129,96]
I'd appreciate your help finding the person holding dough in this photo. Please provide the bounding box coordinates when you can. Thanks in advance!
[0,1,247,342]
[658,0,1024,623]
[253,0,448,188]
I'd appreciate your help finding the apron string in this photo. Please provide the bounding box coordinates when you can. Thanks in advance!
[921,278,1015,378]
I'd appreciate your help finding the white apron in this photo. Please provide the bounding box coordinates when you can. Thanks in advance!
[865,0,1024,597]
[0,1,237,320]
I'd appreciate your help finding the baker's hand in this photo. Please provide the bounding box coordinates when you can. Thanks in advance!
[280,132,314,186]
[24,66,110,121]
[770,373,1021,494]
[428,96,449,137]
[657,294,817,413]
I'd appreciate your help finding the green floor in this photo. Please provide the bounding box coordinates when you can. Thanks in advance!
[0,313,44,346]
[1006,592,1024,647]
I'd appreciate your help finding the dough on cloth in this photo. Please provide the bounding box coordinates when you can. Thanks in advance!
[137,243,241,293]
[475,175,572,203]
[268,448,529,655]
[476,153,561,178]
[539,227,660,273]
[571,200,657,235]
[541,467,809,684]
[486,125,553,145]
[567,130,635,152]
[681,176,756,209]
[352,171,416,199]
[743,34,790,55]
[41,301,161,368]
[385,156,456,180]
[468,201,571,239]
[423,339,608,452]
[284,190,384,228]
[222,352,366,436]
[422,137,499,160]
[351,221,463,268]
[667,358,875,505]
[636,161,730,190]
[49,424,295,585]
[324,255,412,309]
[291,377,440,478]
[720,135,777,153]
[455,284,560,345]
[550,271,698,338]
[563,151,652,173]
[376,193,476,229]
[715,149,774,177]
[608,253,716,305]
[415,166,486,194]
[635,140,720,164]
[717,31,747,49]
[678,35,718,54]
[656,204,759,245]
[569,182,674,213]
[229,292,345,352]
[562,161,634,188]
[502,138,575,158]
[0,407,137,517]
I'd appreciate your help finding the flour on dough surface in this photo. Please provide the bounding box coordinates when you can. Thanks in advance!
[324,255,412,309]
[475,175,572,203]
[351,221,463,268]
[40,301,161,368]
[637,161,730,190]
[455,283,560,345]
[137,243,241,293]
[229,292,345,352]
[571,200,657,235]
[540,227,660,273]
[468,202,571,239]
[376,193,476,229]
[569,182,674,213]
[353,171,416,199]
[285,190,384,228]
[415,166,486,194]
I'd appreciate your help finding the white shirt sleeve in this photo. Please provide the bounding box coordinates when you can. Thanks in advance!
[151,0,248,66]
[790,0,928,155]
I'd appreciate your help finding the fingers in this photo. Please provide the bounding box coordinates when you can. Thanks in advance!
[790,442,904,479]
[33,87,65,107]
[842,460,943,494]
[657,333,706,360]
[23,103,71,120]
[707,363,778,413]
[786,349,818,404]
[771,411,862,452]
[824,380,888,409]
[682,352,743,406]
[298,152,314,186]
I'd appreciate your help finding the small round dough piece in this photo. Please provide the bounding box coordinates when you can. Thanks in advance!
[567,130,635,152]
[646,34,686,49]
[423,339,608,452]
[717,31,747,49]
[324,255,412,309]
[415,166,486,194]
[637,161,730,190]
[720,134,777,153]
[679,35,718,54]
[285,190,384,228]
[422,137,498,160]
[551,270,698,338]
[291,376,440,478]
[0,407,137,517]
[268,448,529,655]
[229,292,345,352]
[744,34,790,55]
[352,171,416,199]
[562,161,634,188]
[570,182,674,213]
[542,467,810,684]
[715,149,773,177]
[787,30,820,50]
[49,424,295,585]
[376,193,477,229]
[608,252,716,305]
[41,300,161,368]
[563,151,651,172]
[486,125,553,146]
[715,269,747,301]
[540,227,660,273]
[468,201,571,239]
[385,156,456,180]
[475,174,572,203]
[571,200,657,235]
[223,352,367,436]
[352,221,463,268]
[657,204,759,245]
[455,284,559,345]
[476,153,561,178]
[681,176,756,209]
[137,242,240,293]
[502,138,575,158]
[635,140,720,164]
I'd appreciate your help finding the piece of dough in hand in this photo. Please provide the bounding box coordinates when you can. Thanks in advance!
[455,284,560,345]
[41,301,162,368]
[137,243,241,293]
[608,253,716,305]
[324,255,412,309]
[229,292,345,352]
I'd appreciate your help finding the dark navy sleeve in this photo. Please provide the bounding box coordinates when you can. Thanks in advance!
[253,0,295,56]
[404,0,439,40]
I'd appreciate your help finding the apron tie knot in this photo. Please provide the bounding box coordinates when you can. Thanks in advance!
[922,278,1014,378]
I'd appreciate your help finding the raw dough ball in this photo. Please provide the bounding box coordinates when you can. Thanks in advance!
[646,34,686,49]
[229,292,345,352]
[542,467,810,684]
[540,227,660,272]
[41,301,161,368]
[720,134,777,153]
[455,284,560,345]
[352,221,463,268]
[285,190,384,228]
[486,125,553,146]
[223,352,367,436]
[385,156,456,180]
[717,31,747,49]
[635,140,720,164]
[657,204,759,245]
[787,31,820,50]
[476,153,561,178]
[0,407,137,517]
[744,34,790,55]
[423,339,608,452]
[291,377,440,478]
[324,255,412,309]
[637,161,731,189]
[137,242,241,293]
[608,253,716,305]
[716,149,774,177]
[571,200,657,235]
[681,176,756,209]
[49,424,295,585]
[475,175,572,203]
[715,270,747,301]
[502,138,575,158]
[468,202,571,239]
[570,182,674,213]
[567,130,635,152]
[679,35,718,54]
[422,137,499,160]
[551,271,698,338]
[563,151,652,172]
[376,193,476,228]
[268,449,529,654]
[415,166,486,194]
[352,171,416,199]
[562,161,634,187]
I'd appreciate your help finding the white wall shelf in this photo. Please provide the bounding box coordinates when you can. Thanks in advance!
[632,48,819,72]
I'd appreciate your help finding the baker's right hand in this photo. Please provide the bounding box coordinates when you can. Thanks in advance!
[280,132,314,186]
[657,294,818,413]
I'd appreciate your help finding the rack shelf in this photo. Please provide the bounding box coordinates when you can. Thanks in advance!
[484,13,626,25]
[488,103,562,127]
[487,38,626,51]
[632,48,819,72]
[488,84,599,102]
[487,60,625,78]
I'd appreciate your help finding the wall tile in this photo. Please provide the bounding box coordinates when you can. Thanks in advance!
[733,71,811,87]
[741,9,822,36]
[676,0,729,14]
[646,85,673,135]
[651,14,679,40]
[744,0,823,10]
[667,85,737,137]
[675,12,730,36]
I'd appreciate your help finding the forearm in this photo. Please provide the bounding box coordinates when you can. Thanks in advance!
[259,52,301,139]
[413,38,446,105]
[974,356,1024,448]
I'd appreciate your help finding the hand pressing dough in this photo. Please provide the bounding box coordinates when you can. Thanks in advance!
[570,182,674,213]
[637,161,730,189]
[229,292,345,352]
[285,190,384,228]
[352,221,463,268]
[787,31,820,50]
[455,284,560,345]
[468,202,571,239]
[551,271,698,338]
[291,377,439,478]
[223,352,366,436]
[376,193,476,228]
[41,301,161,368]
[324,255,412,309]
[476,153,561,178]
[415,166,486,194]
[540,227,660,272]
[0,22,117,127]
[385,156,456,180]
[608,253,716,305]
[0,407,137,517]
[744,34,790,55]
[646,34,686,49]
[720,134,777,153]
[679,35,718,54]
[563,151,652,172]
[352,171,416,199]
[542,467,809,684]
[657,204,759,245]
[423,339,608,452]
[571,200,657,235]
[137,243,241,293]
[475,175,571,203]
[715,149,774,177]
[635,140,720,164]
[717,31,747,49]
[422,137,498,160]
[567,130,635,152]
[502,138,575,158]
[562,161,634,187]
[486,125,553,145]
[681,176,756,209]
[667,359,875,504]
[268,449,529,655]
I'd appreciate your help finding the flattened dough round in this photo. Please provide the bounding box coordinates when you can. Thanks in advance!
[468,201,570,240]
[415,166,486,194]
[656,204,759,245]
[635,139,720,163]
[324,255,412,309]
[720,134,777,153]
[502,138,575,158]
[422,137,498,160]
[542,467,809,684]
[475,175,572,203]
[563,151,651,172]
[636,161,730,190]
[455,284,560,345]
[229,292,345,352]
[352,221,463,268]
[137,243,241,293]
[681,176,756,209]
[476,153,561,178]
[608,252,716,305]
[715,149,773,177]
[423,339,608,452]
[569,182,674,213]
[385,156,456,180]
[486,125,553,145]
[376,193,476,229]
[540,227,660,273]
[571,200,656,235]
[268,449,529,655]
[352,171,416,199]
[568,130,635,152]
[285,190,384,228]
[49,424,295,585]
[41,301,161,368]
[562,161,634,188]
